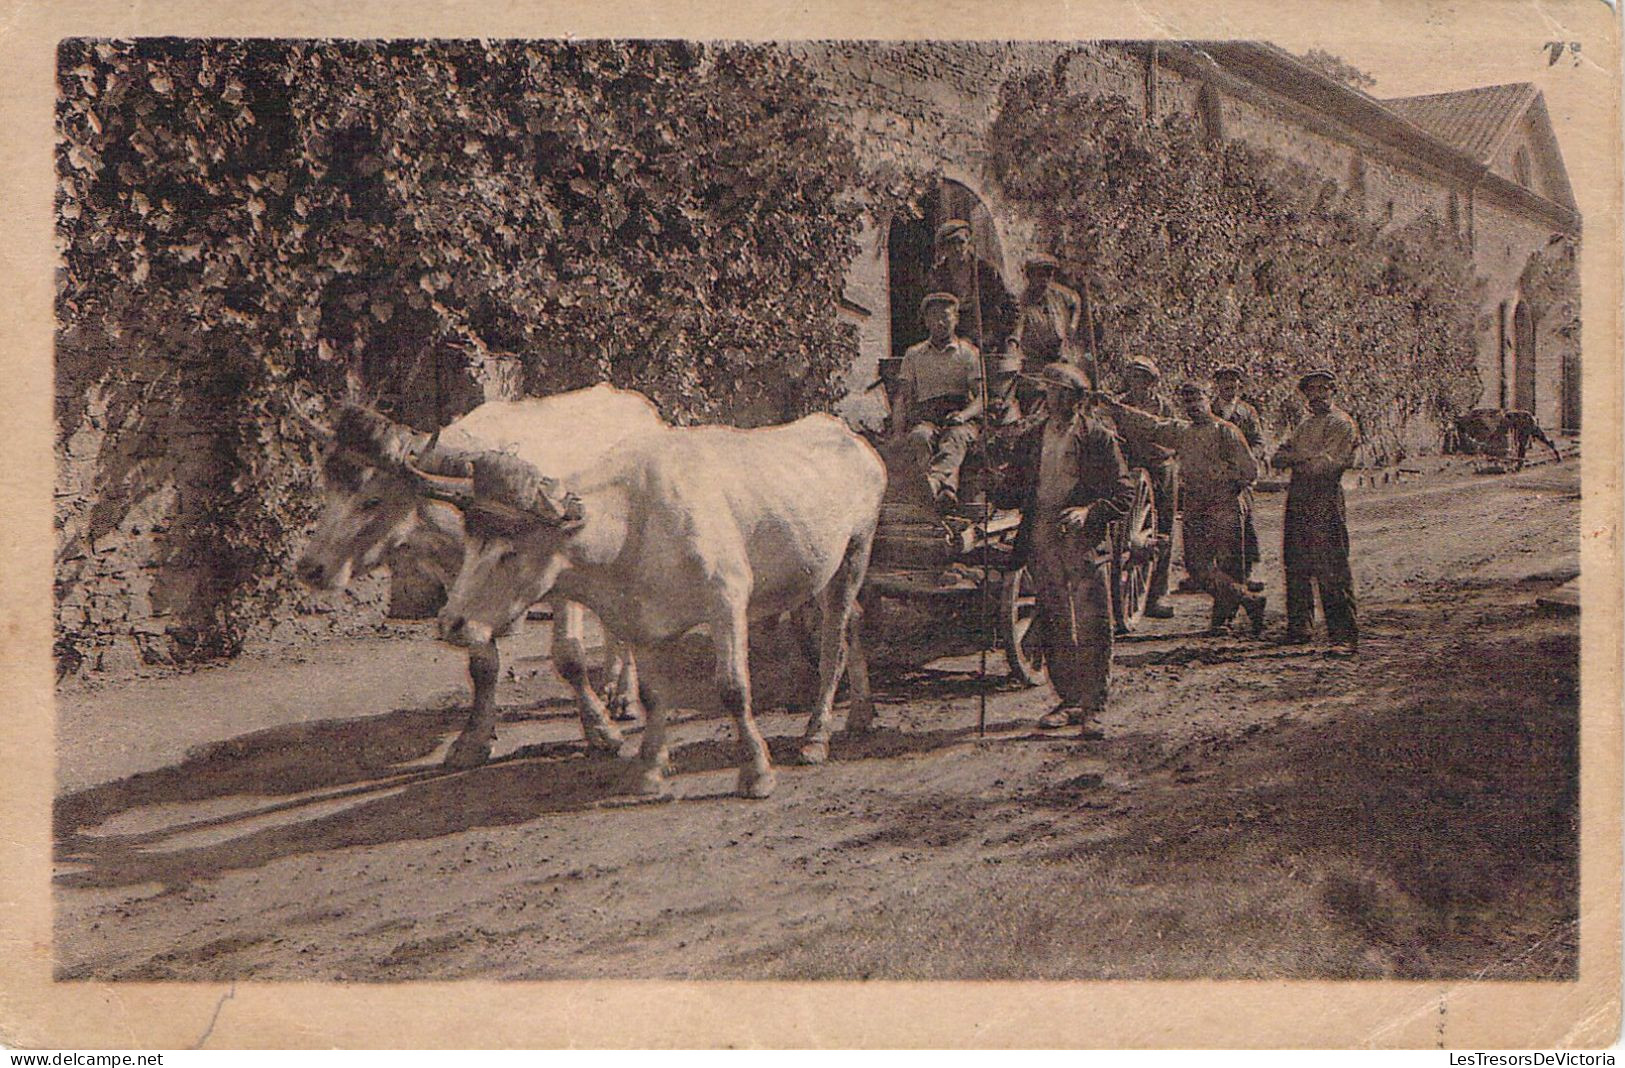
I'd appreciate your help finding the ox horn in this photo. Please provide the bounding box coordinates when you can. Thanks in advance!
[404,457,476,507]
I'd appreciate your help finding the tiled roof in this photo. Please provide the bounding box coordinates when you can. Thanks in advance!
[1380,83,1538,163]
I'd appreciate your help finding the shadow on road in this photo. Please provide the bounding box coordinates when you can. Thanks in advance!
[53,667,996,893]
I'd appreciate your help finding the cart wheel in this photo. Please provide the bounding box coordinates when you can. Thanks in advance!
[1112,468,1159,634]
[1000,565,1047,687]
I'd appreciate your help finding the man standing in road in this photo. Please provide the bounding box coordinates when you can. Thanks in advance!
[1212,364,1266,591]
[891,291,984,512]
[1114,356,1178,619]
[996,362,1135,735]
[1106,381,1267,636]
[1272,369,1360,649]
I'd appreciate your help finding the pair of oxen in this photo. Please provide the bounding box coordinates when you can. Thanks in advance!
[294,385,885,799]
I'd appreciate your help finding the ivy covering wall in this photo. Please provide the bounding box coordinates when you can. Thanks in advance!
[988,75,1485,461]
[55,39,882,667]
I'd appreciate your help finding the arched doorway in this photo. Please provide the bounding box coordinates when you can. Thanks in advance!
[1513,300,1536,412]
[886,179,1009,360]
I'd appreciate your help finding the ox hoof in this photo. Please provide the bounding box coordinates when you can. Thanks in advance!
[796,740,829,766]
[631,765,671,798]
[584,723,625,754]
[609,698,643,724]
[736,766,777,800]
[443,736,493,770]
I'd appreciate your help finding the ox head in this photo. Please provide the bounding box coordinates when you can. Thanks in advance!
[295,406,473,590]
[437,453,585,647]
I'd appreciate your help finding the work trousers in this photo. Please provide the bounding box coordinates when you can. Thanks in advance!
[907,420,979,499]
[1284,476,1358,641]
[1182,492,1252,627]
[1029,523,1114,714]
[1146,461,1177,605]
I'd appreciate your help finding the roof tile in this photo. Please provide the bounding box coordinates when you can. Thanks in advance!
[1380,83,1537,162]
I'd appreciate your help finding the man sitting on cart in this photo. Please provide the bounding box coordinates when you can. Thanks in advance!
[995,362,1135,736]
[891,291,985,513]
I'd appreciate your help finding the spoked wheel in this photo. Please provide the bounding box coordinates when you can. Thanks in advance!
[1111,467,1160,635]
[1000,564,1047,686]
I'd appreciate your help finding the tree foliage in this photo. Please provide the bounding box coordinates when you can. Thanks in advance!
[988,76,1483,461]
[56,39,880,663]
[1296,49,1378,92]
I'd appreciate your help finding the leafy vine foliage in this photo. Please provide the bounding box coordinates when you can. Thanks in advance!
[56,39,876,665]
[988,76,1483,460]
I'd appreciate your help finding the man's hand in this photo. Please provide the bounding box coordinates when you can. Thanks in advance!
[1058,505,1096,535]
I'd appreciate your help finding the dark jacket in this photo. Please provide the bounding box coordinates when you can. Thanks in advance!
[930,255,1018,353]
[996,416,1137,568]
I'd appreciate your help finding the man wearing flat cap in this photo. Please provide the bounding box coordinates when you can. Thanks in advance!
[1105,380,1267,636]
[1272,369,1360,648]
[1113,356,1179,618]
[1212,364,1266,589]
[1011,253,1088,417]
[892,291,985,510]
[929,218,1017,356]
[994,362,1135,734]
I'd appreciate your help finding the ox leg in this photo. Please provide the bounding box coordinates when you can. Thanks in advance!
[630,655,673,798]
[553,601,624,755]
[607,639,644,723]
[844,597,876,735]
[714,601,775,799]
[800,532,873,763]
[445,640,499,769]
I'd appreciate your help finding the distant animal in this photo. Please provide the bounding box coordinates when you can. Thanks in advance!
[1451,407,1563,470]
[421,410,887,799]
[295,385,667,769]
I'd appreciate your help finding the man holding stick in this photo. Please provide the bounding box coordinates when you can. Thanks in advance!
[1272,369,1359,649]
[997,363,1135,735]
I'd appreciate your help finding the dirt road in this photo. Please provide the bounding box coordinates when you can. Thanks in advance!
[54,460,1580,981]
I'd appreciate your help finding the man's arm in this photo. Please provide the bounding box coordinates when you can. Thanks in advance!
[946,347,985,424]
[1105,397,1186,449]
[1223,423,1259,485]
[1239,405,1265,450]
[1061,427,1136,536]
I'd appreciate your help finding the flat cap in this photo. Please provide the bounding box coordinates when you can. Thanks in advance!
[1176,380,1210,397]
[1024,252,1060,271]
[1297,368,1336,390]
[1212,364,1244,381]
[1123,356,1161,380]
[935,219,972,243]
[920,291,961,314]
[1038,361,1093,393]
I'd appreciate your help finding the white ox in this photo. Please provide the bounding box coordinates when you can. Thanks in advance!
[294,385,666,768]
[425,410,886,799]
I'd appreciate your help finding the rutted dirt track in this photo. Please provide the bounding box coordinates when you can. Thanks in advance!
[54,461,1580,980]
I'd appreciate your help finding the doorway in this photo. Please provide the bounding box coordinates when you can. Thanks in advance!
[886,179,1008,359]
[1513,300,1536,412]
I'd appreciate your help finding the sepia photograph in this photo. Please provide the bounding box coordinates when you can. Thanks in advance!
[3,0,1620,1050]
